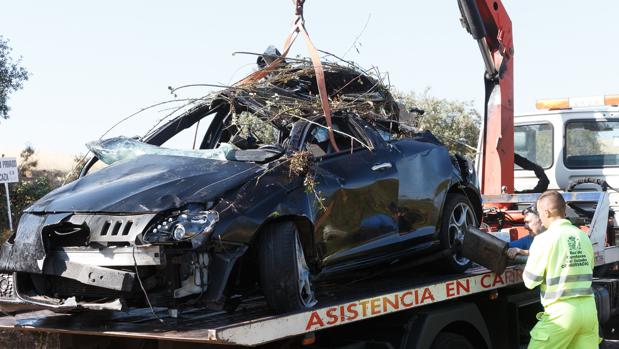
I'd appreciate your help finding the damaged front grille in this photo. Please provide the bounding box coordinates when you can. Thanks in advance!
[0,272,15,299]
[43,222,90,248]
[99,219,134,237]
[43,214,157,248]
[81,214,155,244]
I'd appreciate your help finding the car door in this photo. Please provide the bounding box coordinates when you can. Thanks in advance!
[391,137,455,247]
[301,118,401,272]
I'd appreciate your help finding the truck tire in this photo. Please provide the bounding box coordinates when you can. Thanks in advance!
[439,193,476,273]
[259,221,317,313]
[430,332,474,349]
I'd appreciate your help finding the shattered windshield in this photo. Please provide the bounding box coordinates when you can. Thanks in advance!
[87,137,238,165]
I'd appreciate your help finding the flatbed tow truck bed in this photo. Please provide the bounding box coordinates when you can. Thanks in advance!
[0,265,525,346]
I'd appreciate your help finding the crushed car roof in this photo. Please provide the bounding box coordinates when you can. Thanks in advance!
[220,59,400,127]
[141,57,403,144]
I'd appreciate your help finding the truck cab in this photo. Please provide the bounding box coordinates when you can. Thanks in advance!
[514,97,619,197]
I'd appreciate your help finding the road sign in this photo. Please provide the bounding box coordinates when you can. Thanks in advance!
[1,156,17,232]
[0,157,18,183]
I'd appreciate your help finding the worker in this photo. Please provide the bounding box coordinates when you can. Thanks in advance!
[523,190,598,348]
[506,205,544,259]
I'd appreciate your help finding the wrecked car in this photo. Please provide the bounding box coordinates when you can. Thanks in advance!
[0,55,481,315]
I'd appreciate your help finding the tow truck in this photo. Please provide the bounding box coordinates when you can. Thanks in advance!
[2,1,619,348]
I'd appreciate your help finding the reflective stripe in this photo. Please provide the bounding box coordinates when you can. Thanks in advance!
[525,220,595,307]
[523,270,543,283]
[542,287,593,300]
[546,273,592,286]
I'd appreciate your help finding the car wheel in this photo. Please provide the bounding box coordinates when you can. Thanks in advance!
[259,221,317,313]
[440,193,477,273]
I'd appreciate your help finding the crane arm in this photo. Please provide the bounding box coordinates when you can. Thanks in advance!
[459,0,514,197]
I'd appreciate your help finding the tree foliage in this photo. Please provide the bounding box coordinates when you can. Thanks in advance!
[565,122,604,157]
[0,147,65,242]
[0,35,29,120]
[395,88,481,157]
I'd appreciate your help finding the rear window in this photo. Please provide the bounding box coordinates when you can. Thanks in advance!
[565,120,619,168]
[514,123,553,169]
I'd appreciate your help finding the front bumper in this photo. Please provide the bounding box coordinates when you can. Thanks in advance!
[0,273,139,315]
[0,246,165,313]
[0,270,126,313]
[0,272,39,313]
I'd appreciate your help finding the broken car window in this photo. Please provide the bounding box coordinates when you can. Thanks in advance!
[162,113,215,150]
[303,118,368,157]
[87,136,238,165]
[228,111,281,149]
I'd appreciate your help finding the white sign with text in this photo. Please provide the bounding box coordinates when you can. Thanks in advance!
[0,157,18,183]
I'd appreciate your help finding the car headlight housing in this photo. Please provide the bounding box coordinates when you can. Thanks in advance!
[144,209,219,243]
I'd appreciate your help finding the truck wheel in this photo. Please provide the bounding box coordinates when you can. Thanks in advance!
[440,194,476,273]
[259,221,317,313]
[430,332,474,349]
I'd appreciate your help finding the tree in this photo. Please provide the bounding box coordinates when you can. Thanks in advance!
[565,122,603,157]
[395,88,481,157]
[0,35,29,120]
[64,153,88,183]
[0,147,65,242]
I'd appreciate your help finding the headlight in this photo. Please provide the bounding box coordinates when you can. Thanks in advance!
[144,210,219,243]
[172,210,219,241]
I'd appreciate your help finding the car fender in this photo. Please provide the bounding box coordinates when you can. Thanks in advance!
[210,168,315,245]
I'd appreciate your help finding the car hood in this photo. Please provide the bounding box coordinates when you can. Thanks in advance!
[27,154,262,214]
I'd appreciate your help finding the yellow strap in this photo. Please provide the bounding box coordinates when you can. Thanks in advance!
[234,0,339,152]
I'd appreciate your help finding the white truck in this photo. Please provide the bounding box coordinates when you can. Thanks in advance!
[514,96,619,248]
[515,95,619,193]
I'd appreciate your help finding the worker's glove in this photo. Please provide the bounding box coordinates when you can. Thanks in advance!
[506,247,523,259]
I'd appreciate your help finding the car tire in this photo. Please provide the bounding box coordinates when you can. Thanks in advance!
[259,221,317,313]
[439,193,477,273]
[430,332,475,349]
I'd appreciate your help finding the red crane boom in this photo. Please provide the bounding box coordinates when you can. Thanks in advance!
[459,0,514,197]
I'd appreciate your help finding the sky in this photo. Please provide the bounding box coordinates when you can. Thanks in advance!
[1,1,618,169]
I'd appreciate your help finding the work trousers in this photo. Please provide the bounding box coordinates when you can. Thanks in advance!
[528,296,599,349]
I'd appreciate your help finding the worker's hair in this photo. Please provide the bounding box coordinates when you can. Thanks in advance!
[537,190,566,217]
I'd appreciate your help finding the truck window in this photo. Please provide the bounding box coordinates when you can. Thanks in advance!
[514,123,553,169]
[565,120,619,168]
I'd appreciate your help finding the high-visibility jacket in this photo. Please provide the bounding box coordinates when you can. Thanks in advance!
[523,219,594,307]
